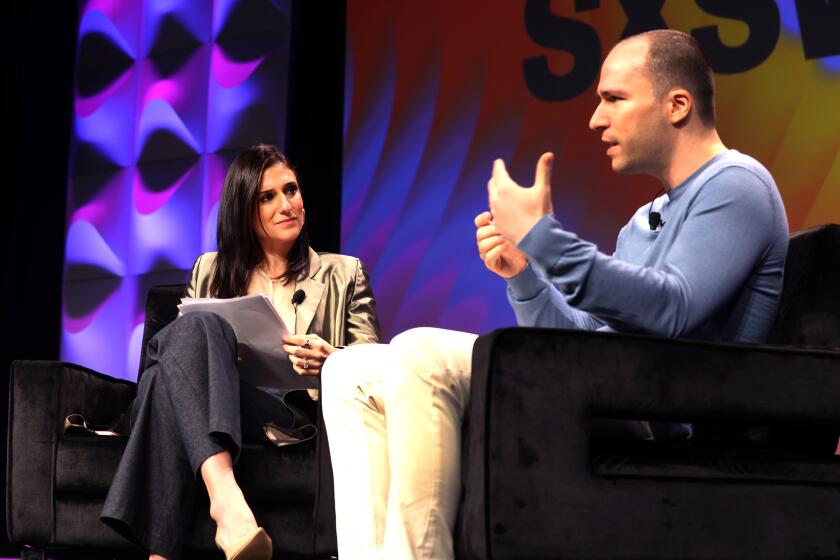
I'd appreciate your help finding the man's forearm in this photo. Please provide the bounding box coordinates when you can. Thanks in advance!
[505,264,604,331]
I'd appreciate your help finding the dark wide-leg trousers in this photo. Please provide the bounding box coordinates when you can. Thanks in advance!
[101,312,296,559]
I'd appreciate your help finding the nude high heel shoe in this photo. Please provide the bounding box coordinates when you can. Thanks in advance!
[214,526,272,560]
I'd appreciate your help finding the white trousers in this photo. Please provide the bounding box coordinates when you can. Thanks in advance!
[321,327,478,560]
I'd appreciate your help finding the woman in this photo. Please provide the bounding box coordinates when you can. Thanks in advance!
[101,144,380,560]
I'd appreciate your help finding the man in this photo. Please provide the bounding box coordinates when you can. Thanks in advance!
[316,30,788,559]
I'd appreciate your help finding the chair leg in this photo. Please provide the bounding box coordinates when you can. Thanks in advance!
[21,546,46,560]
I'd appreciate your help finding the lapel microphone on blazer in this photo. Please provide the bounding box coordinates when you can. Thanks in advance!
[291,289,306,333]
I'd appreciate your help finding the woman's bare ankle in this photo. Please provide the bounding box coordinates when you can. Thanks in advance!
[201,451,258,547]
[208,487,257,547]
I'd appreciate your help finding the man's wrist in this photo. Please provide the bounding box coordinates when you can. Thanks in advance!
[512,213,553,246]
[505,263,543,300]
[517,213,562,255]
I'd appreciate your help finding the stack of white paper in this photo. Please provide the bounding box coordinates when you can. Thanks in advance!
[177,294,317,391]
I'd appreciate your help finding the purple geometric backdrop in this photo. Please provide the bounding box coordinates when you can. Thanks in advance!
[63,0,291,380]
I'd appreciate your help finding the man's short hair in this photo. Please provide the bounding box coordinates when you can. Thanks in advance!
[626,29,716,126]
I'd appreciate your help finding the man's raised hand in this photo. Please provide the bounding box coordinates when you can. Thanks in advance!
[474,211,528,278]
[487,152,554,245]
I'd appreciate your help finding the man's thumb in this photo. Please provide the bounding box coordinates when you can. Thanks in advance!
[492,158,510,182]
[534,152,554,190]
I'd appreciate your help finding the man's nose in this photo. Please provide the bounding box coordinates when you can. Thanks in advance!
[589,104,606,131]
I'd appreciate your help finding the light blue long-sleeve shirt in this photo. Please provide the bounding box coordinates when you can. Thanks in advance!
[506,150,789,344]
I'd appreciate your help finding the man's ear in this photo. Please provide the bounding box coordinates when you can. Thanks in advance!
[667,88,691,126]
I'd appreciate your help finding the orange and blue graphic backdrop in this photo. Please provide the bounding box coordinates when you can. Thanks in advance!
[342,0,840,339]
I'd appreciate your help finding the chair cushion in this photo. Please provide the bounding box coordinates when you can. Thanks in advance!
[55,435,317,504]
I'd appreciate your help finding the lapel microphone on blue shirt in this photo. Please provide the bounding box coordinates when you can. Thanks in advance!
[647,187,666,231]
[649,211,664,231]
[291,289,306,333]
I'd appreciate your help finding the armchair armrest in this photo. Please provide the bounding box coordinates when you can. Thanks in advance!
[6,360,135,543]
[476,328,840,420]
[459,328,840,560]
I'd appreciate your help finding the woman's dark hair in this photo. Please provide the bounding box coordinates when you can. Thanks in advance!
[210,143,310,298]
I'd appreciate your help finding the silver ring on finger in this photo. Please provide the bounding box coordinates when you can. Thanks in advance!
[303,359,309,370]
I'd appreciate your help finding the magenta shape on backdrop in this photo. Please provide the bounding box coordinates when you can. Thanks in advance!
[84,0,121,14]
[142,79,181,108]
[211,44,265,89]
[72,199,116,228]
[132,159,198,215]
[76,70,134,118]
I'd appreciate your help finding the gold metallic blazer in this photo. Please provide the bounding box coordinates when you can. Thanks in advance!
[185,248,381,348]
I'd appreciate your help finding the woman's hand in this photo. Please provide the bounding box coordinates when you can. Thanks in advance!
[282,334,337,375]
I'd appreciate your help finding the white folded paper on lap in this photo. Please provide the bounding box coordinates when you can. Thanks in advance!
[177,294,316,391]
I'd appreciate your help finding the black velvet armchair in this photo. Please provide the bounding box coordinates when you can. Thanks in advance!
[457,224,840,559]
[6,285,338,559]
